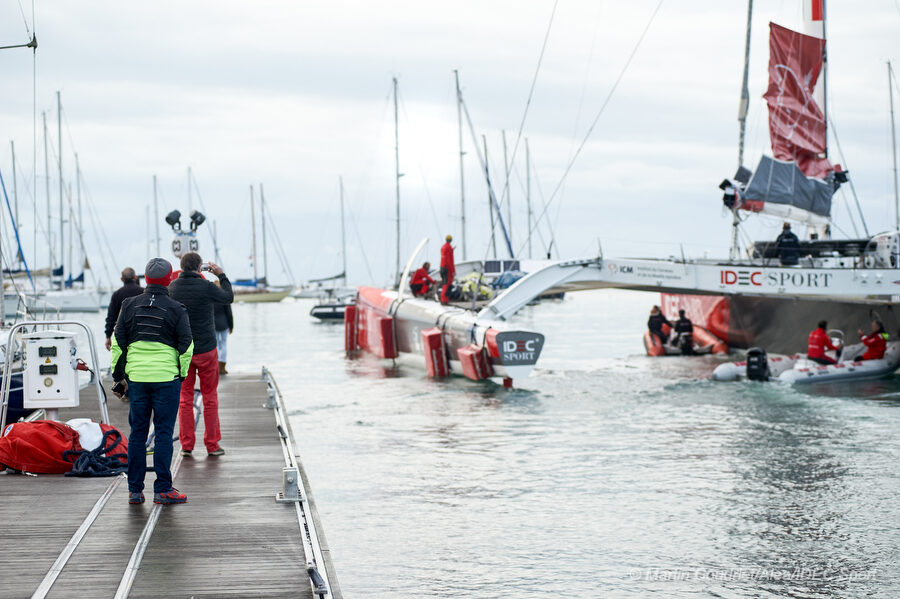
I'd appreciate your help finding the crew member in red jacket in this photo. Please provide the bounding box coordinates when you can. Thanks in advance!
[440,234,456,304]
[856,320,888,360]
[409,262,435,297]
[807,320,841,365]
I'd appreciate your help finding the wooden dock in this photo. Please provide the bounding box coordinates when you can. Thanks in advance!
[0,370,341,599]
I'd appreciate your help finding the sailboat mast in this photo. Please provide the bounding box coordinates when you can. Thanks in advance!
[76,153,82,283]
[454,70,466,260]
[393,76,401,285]
[250,185,258,283]
[502,130,512,250]
[339,176,347,280]
[890,61,899,232]
[57,91,64,288]
[736,0,753,168]
[822,0,828,159]
[10,141,18,259]
[526,138,532,260]
[153,175,160,256]
[43,111,52,275]
[260,183,268,283]
[483,134,497,259]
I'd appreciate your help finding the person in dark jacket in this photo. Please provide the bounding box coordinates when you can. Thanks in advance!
[775,222,800,266]
[673,309,695,354]
[104,267,143,350]
[647,305,671,346]
[214,293,233,375]
[112,258,193,505]
[168,252,233,457]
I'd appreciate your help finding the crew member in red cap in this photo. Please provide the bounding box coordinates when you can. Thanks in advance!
[440,234,456,304]
[112,258,193,505]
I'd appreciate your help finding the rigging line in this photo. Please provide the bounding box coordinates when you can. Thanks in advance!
[16,0,31,34]
[499,0,559,209]
[460,98,514,259]
[189,173,222,266]
[827,115,869,237]
[519,0,666,258]
[261,199,296,285]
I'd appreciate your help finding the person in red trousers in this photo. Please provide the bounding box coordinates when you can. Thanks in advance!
[168,252,234,457]
[440,234,455,304]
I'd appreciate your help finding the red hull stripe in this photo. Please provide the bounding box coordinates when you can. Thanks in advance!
[811,0,823,21]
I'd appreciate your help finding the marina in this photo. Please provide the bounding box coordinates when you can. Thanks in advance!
[2,0,900,597]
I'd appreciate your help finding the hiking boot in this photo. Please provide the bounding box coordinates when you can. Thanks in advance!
[128,492,145,504]
[154,488,187,505]
[207,447,226,457]
[180,449,193,457]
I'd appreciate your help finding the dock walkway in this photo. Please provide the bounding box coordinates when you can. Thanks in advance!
[0,371,340,599]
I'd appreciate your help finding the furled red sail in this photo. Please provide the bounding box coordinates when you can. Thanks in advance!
[763,22,832,179]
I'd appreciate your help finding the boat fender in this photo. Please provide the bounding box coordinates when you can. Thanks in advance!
[745,347,770,381]
[422,327,449,377]
[457,344,492,380]
[378,316,398,359]
[344,305,358,352]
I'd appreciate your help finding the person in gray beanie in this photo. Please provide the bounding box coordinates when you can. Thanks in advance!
[112,258,193,505]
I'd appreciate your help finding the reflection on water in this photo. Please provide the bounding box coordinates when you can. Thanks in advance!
[173,293,900,598]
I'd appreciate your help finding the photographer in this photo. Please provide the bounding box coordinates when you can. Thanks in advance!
[168,252,233,458]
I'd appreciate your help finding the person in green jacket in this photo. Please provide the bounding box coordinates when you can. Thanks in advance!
[111,258,193,505]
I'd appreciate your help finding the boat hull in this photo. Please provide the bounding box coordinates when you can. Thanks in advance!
[662,293,899,354]
[351,286,544,381]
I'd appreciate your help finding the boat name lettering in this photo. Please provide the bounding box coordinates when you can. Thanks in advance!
[720,270,832,288]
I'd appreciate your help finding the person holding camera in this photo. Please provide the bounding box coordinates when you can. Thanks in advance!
[111,258,193,505]
[168,252,234,458]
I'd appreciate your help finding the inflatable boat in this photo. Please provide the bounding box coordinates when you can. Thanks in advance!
[643,324,728,357]
[779,341,900,385]
[711,351,803,381]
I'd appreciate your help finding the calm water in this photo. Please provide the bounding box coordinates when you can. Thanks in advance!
[75,290,900,598]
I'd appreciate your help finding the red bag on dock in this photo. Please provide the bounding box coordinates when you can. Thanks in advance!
[0,420,82,474]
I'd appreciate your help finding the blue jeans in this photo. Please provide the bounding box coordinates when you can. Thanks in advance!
[127,379,181,494]
[215,329,228,362]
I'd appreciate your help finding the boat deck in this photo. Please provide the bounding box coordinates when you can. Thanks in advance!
[0,372,340,599]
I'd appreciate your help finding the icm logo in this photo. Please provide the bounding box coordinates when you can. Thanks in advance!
[720,270,762,286]
[620,266,634,273]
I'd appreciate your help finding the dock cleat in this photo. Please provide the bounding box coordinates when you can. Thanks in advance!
[153,488,187,505]
[128,492,145,504]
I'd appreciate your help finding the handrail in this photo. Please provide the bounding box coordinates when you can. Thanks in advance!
[262,366,336,598]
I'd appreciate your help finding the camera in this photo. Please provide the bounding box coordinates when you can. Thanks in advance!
[200,263,211,271]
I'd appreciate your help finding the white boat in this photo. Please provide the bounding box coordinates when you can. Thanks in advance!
[712,352,804,382]
[779,341,900,384]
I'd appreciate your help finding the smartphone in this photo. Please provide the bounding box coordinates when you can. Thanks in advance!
[200,263,210,271]
[112,380,126,395]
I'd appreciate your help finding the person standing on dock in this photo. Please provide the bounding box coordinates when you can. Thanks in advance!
[111,258,193,505]
[775,222,800,266]
[169,252,233,458]
[104,267,143,351]
[214,289,234,375]
[440,234,456,304]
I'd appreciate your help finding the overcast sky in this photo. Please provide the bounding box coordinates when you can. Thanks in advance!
[1,1,899,288]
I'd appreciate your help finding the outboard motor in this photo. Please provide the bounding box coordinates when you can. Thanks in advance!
[745,347,770,381]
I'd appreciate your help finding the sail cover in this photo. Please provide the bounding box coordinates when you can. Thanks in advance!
[739,155,833,225]
[763,22,832,179]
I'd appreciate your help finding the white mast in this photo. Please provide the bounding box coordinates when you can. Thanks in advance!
[483,135,497,260]
[526,138,532,260]
[339,176,347,281]
[76,153,82,284]
[260,183,268,284]
[145,205,151,263]
[153,175,160,256]
[43,111,52,277]
[454,70,466,260]
[10,141,19,263]
[731,0,754,261]
[890,61,899,232]
[502,130,511,251]
[250,185,258,283]
[393,76,401,285]
[58,91,64,289]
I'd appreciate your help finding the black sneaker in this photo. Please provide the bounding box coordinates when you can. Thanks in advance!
[207,447,226,457]
[180,449,192,457]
